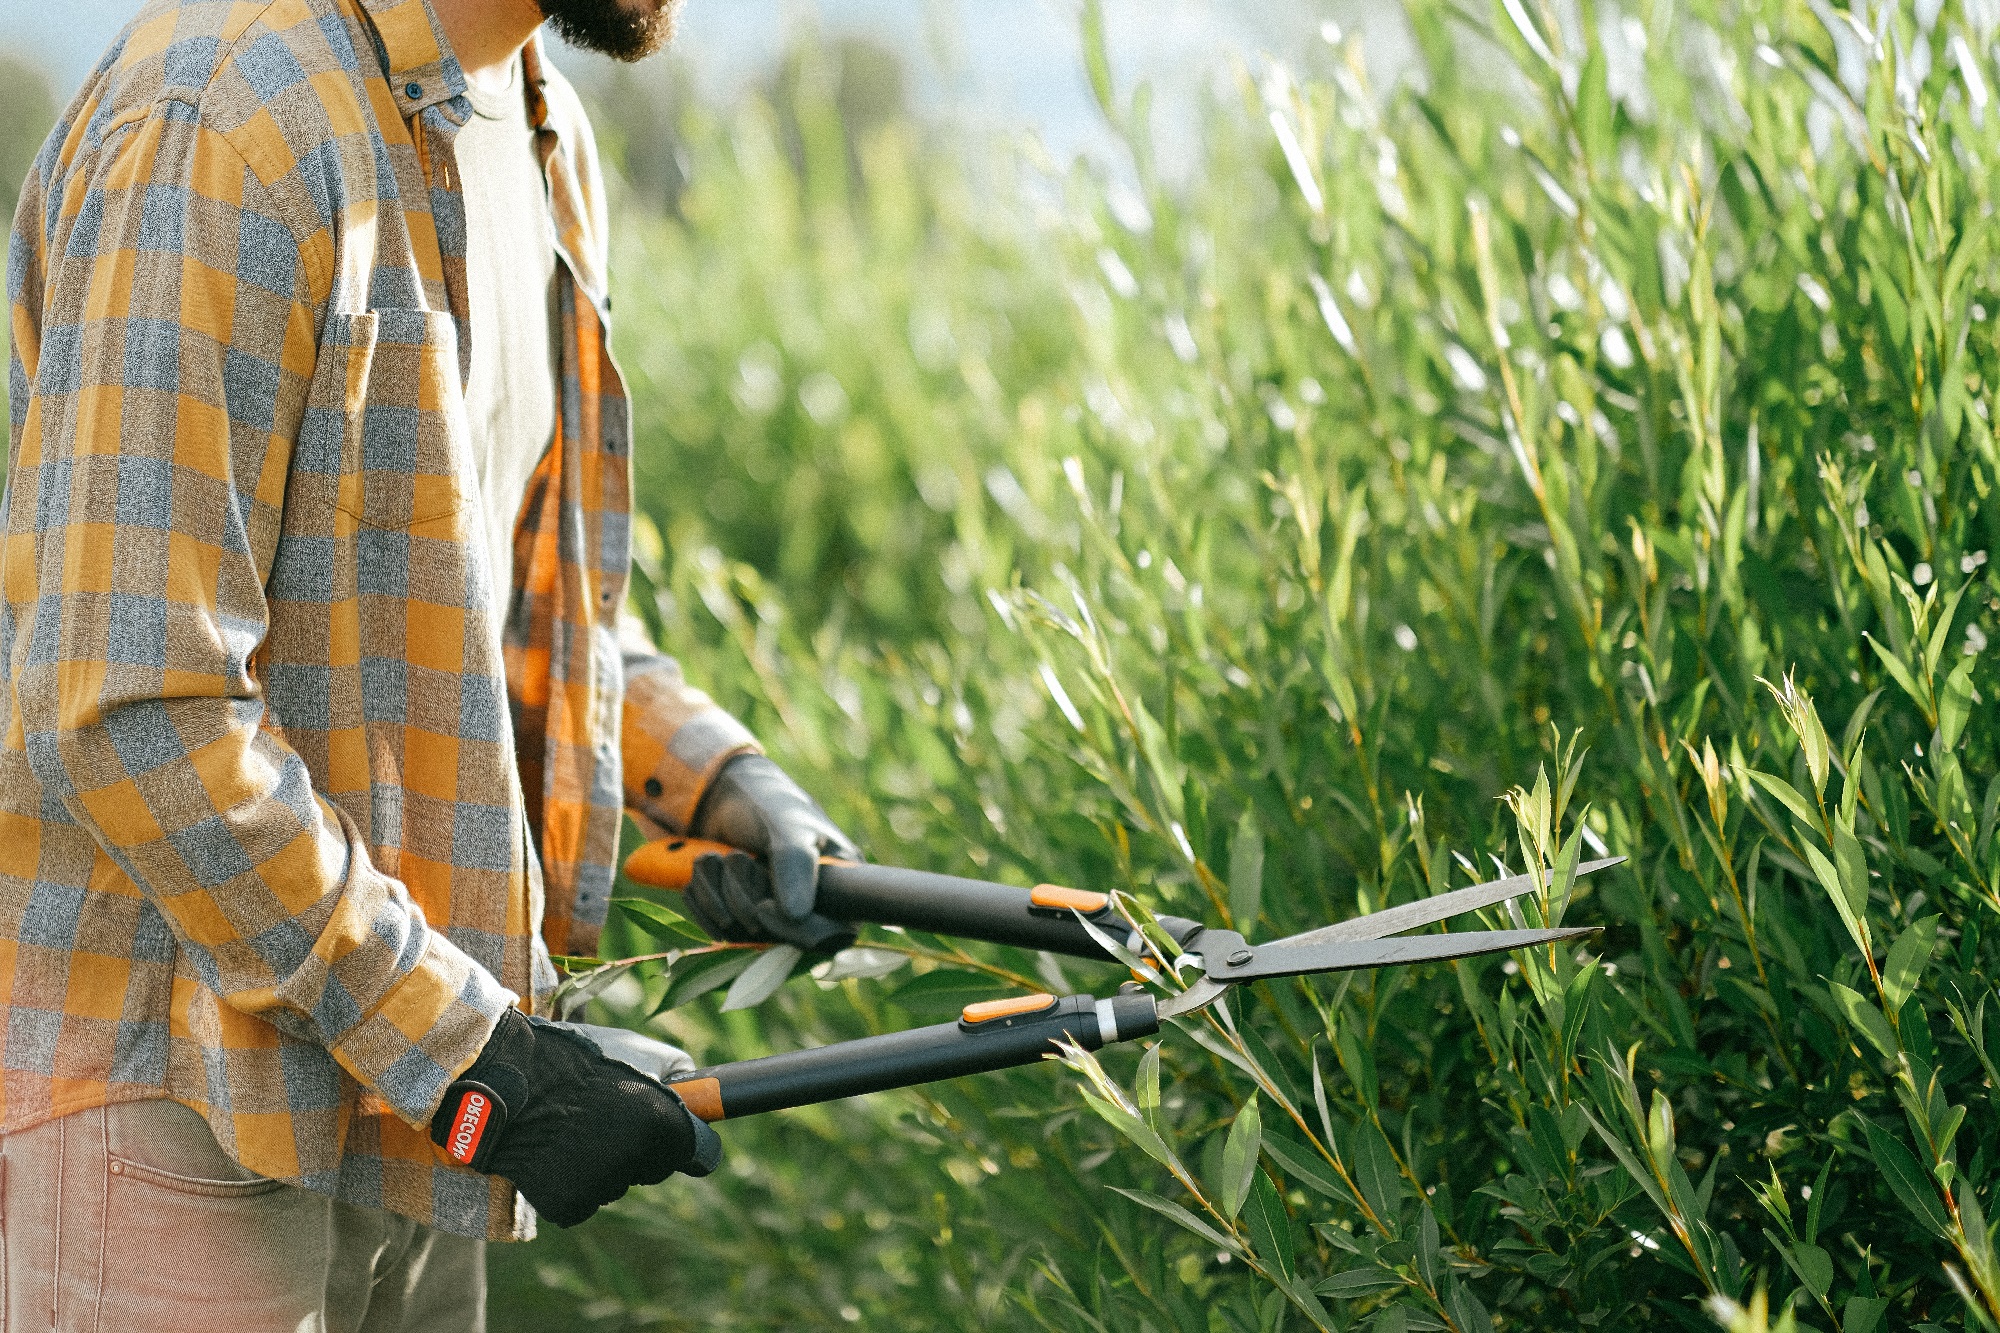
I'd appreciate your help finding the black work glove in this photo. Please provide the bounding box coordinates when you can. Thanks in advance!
[685,753,862,953]
[431,1009,723,1228]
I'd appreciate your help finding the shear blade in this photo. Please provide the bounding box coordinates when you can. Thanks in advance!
[1217,925,1598,983]
[1273,857,1623,949]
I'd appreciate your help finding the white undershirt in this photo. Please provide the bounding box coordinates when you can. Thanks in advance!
[456,59,560,603]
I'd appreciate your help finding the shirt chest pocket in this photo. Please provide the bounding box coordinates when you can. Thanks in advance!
[315,308,475,535]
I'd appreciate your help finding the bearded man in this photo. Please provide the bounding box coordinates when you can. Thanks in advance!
[0,0,861,1325]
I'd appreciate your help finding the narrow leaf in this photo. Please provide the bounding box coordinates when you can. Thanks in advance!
[1245,1169,1295,1280]
[721,943,803,1011]
[1228,809,1266,933]
[1745,767,1822,830]
[613,897,711,946]
[1219,1096,1263,1219]
[1082,1091,1180,1171]
[1109,1187,1240,1253]
[1882,916,1941,1013]
[1829,981,1899,1060]
[1863,1118,1953,1239]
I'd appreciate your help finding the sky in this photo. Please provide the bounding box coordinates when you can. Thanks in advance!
[0,0,1339,169]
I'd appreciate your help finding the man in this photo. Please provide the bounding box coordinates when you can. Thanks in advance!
[0,0,858,1324]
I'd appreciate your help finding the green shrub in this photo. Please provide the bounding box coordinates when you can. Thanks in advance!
[492,3,2000,1328]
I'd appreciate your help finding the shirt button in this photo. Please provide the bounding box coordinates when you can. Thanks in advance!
[405,81,423,99]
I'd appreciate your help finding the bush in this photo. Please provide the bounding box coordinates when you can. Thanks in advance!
[500,3,2000,1328]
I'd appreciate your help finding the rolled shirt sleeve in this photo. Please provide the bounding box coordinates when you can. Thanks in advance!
[618,613,760,836]
[8,97,506,1127]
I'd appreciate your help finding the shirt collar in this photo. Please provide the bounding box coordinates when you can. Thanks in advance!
[521,32,555,134]
[356,0,468,117]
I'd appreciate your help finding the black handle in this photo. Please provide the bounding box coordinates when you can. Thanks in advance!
[666,992,1161,1121]
[816,862,1203,963]
[623,838,1206,963]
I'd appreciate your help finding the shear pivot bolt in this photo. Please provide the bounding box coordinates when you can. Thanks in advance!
[1226,949,1253,967]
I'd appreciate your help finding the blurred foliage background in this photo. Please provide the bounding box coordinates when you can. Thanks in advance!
[16,0,2000,1327]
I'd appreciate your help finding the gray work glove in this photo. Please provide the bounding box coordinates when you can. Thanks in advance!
[686,754,861,953]
[569,1022,697,1083]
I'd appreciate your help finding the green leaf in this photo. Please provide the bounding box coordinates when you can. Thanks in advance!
[1845,1296,1891,1333]
[613,896,709,947]
[1334,1016,1380,1110]
[1245,1169,1294,1280]
[1219,1095,1263,1219]
[1414,1203,1442,1289]
[1805,840,1872,959]
[1228,808,1265,933]
[1832,819,1871,920]
[1927,580,1974,680]
[1108,1187,1239,1254]
[1353,1123,1406,1218]
[1745,767,1821,831]
[1262,1134,1353,1206]
[1081,1091,1179,1172]
[1882,916,1941,1013]
[1079,0,1115,120]
[1867,633,1928,713]
[1939,658,1976,753]
[1136,1042,1162,1120]
[1863,1118,1953,1239]
[720,943,803,1011]
[653,949,756,1013]
[1314,1268,1406,1297]
[1829,981,1898,1060]
[1785,1241,1833,1299]
[549,956,647,1022]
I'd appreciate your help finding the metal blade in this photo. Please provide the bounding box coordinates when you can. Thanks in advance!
[1156,976,1230,1020]
[1209,926,1598,983]
[1273,857,1624,949]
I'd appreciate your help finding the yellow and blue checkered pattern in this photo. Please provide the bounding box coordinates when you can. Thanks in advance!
[2,0,755,1240]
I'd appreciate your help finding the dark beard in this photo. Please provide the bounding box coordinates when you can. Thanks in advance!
[538,0,681,62]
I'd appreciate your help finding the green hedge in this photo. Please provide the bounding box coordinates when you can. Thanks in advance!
[507,2,2000,1327]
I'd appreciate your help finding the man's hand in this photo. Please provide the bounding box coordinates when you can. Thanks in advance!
[431,1010,721,1228]
[685,755,862,952]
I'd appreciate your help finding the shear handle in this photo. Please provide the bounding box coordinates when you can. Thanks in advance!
[664,992,1161,1121]
[624,838,1203,963]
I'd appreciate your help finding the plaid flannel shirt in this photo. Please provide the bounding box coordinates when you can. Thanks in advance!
[1,0,757,1239]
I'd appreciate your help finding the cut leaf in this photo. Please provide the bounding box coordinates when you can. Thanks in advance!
[654,949,756,1013]
[811,947,910,984]
[613,896,709,947]
[721,943,803,1011]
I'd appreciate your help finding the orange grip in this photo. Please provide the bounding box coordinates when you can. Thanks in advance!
[671,1076,725,1122]
[622,837,740,890]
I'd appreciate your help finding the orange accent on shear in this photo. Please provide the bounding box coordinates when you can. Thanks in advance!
[671,1076,726,1122]
[622,837,737,890]
[959,994,1059,1025]
[1029,884,1110,913]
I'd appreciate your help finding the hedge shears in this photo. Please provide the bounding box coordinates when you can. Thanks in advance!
[621,838,1615,1124]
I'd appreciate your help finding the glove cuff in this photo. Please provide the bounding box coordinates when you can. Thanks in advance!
[432,1008,535,1171]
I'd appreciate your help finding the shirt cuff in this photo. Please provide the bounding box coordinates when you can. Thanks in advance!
[323,930,516,1129]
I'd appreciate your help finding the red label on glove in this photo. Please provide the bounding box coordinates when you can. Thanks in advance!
[445,1089,493,1165]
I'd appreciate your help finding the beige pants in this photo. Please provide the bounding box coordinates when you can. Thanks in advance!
[0,1100,484,1333]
